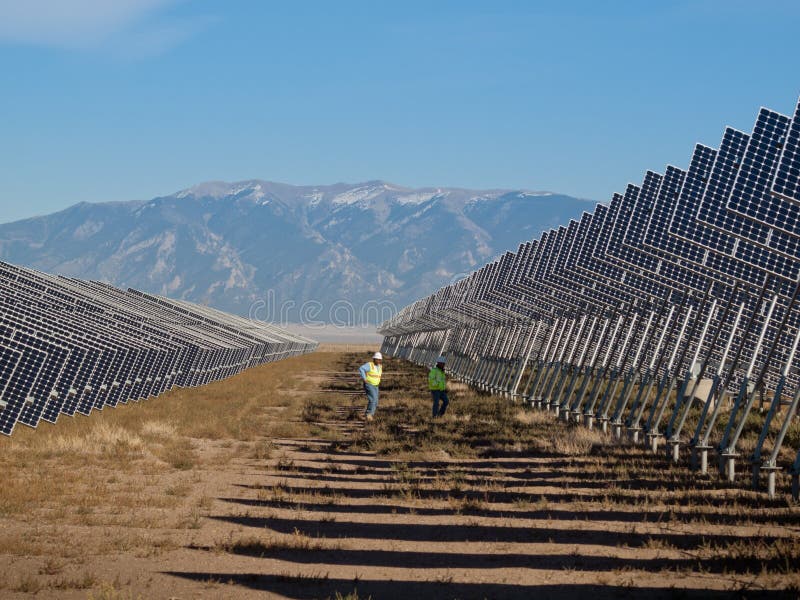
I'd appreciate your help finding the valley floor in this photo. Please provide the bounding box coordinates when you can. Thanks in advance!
[0,350,799,599]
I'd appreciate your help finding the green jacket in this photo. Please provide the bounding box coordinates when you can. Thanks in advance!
[428,366,446,391]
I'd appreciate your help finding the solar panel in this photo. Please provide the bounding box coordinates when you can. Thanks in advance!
[691,110,800,280]
[772,97,800,204]
[667,128,800,284]
[0,260,318,435]
[0,337,50,435]
[725,109,798,239]
[0,293,111,419]
[379,94,800,500]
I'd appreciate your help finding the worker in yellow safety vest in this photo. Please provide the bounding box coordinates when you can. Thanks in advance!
[429,355,449,417]
[358,352,383,421]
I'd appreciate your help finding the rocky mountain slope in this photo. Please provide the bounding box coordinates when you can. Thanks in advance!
[0,180,593,323]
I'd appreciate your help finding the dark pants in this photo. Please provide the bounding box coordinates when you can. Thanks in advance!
[431,390,449,417]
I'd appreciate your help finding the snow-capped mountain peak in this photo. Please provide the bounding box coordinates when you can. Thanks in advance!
[0,180,593,323]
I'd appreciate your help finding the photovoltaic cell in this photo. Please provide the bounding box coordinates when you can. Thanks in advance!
[621,164,725,293]
[0,337,49,435]
[377,92,800,443]
[663,136,787,286]
[725,109,796,238]
[772,97,800,204]
[0,260,318,435]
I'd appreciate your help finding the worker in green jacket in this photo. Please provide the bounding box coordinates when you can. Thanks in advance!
[429,355,449,417]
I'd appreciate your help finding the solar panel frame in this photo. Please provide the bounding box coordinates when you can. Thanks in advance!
[0,259,317,431]
[0,292,114,418]
[725,109,799,240]
[0,332,59,434]
[772,97,800,204]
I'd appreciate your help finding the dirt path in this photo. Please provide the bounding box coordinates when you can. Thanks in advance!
[1,351,798,599]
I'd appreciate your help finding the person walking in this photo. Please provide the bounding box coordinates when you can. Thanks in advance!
[429,355,449,418]
[359,352,383,421]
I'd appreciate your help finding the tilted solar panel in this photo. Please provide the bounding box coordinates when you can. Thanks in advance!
[772,97,800,204]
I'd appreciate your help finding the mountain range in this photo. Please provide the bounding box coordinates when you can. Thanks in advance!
[0,180,593,324]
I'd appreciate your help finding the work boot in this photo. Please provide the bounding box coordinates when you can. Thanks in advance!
[365,414,374,422]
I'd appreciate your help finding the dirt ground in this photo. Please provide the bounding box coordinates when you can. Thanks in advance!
[0,349,798,599]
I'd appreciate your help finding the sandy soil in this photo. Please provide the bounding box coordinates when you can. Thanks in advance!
[0,351,798,599]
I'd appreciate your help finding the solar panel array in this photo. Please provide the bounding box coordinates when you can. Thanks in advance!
[379,93,800,501]
[0,260,318,436]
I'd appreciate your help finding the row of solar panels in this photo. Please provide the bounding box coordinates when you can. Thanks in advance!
[0,260,318,436]
[379,93,800,499]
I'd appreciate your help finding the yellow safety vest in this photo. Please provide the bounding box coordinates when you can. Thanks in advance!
[365,362,382,386]
[429,367,446,391]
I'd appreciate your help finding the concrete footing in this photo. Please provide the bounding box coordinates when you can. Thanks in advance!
[668,441,680,463]
[758,466,780,499]
[584,414,593,429]
[721,455,736,482]
[627,428,641,443]
[695,446,710,475]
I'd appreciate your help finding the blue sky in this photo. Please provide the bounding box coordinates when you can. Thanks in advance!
[1,0,799,223]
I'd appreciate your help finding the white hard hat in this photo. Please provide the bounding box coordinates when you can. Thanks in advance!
[437,355,446,363]
[373,352,383,360]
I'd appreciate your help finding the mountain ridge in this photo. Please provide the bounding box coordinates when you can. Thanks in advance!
[0,179,595,323]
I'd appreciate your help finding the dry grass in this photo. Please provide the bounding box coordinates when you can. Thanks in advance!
[139,419,177,439]
[546,424,604,456]
[87,581,143,600]
[340,361,603,462]
[2,349,799,598]
[0,351,334,589]
[186,351,798,597]
[311,354,800,519]
[215,528,342,555]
